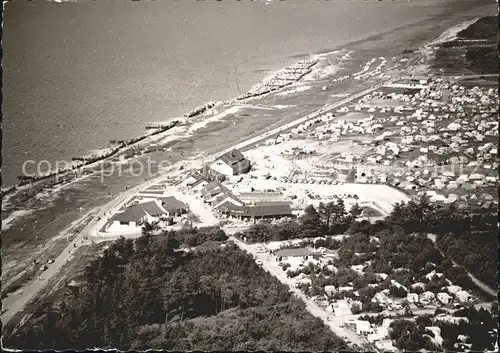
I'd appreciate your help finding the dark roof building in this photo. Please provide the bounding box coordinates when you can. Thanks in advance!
[217,200,294,220]
[159,196,188,213]
[220,149,245,164]
[212,149,251,175]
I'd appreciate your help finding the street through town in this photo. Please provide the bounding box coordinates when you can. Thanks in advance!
[229,236,374,350]
[426,233,496,297]
[1,82,387,327]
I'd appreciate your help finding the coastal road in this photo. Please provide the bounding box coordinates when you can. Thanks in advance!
[218,83,386,157]
[1,81,386,328]
[446,74,498,80]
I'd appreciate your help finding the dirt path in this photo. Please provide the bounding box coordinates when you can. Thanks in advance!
[229,236,373,350]
[426,233,496,297]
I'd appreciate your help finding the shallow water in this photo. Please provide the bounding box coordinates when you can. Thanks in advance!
[2,0,489,187]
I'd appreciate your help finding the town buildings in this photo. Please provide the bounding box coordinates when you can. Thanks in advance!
[109,197,187,229]
[211,149,251,176]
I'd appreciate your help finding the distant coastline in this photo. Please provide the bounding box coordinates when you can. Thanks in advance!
[1,15,490,214]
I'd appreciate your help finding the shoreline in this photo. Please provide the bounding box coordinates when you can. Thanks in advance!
[1,16,487,225]
[1,59,322,206]
[1,8,496,331]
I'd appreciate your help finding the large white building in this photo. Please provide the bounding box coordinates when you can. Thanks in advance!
[210,149,251,176]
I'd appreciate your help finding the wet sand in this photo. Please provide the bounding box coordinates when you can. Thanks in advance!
[1,2,494,289]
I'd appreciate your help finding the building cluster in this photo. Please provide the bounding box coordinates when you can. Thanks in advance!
[267,241,487,351]
[240,60,318,99]
[264,76,497,209]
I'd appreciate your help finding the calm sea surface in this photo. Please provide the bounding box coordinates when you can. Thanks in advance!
[2,0,486,187]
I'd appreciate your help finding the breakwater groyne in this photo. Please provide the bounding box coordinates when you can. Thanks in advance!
[237,59,318,100]
[184,101,217,118]
[3,59,317,202]
[3,120,179,199]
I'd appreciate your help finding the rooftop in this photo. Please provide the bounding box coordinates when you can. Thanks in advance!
[114,200,166,223]
[275,247,322,258]
[218,149,246,165]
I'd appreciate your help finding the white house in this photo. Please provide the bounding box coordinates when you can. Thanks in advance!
[355,320,373,335]
[211,149,251,176]
[338,286,354,293]
[437,292,452,305]
[425,270,444,280]
[275,248,322,262]
[411,282,425,290]
[446,285,462,295]
[324,285,337,296]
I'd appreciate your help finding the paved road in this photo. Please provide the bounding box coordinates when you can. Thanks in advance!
[229,236,373,350]
[1,82,386,328]
[427,234,496,297]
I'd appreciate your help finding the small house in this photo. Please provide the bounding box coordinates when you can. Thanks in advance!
[356,320,373,335]
[420,291,435,303]
[111,200,168,228]
[324,285,337,296]
[455,290,473,303]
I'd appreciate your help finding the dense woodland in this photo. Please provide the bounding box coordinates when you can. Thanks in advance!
[7,228,346,351]
[240,196,497,290]
[457,16,498,41]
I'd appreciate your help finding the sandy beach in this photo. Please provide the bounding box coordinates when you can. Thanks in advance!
[2,0,496,331]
